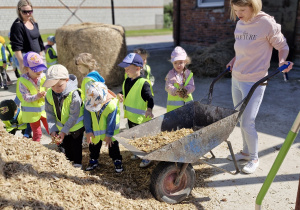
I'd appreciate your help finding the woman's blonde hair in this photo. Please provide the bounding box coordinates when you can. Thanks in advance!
[75,53,98,71]
[17,0,36,22]
[230,0,262,21]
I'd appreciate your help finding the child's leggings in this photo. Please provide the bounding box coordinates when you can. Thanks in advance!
[30,116,49,142]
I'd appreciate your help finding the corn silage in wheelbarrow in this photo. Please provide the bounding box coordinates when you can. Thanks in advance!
[114,101,239,204]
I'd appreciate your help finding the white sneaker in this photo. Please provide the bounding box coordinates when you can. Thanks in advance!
[242,160,259,174]
[139,159,152,168]
[131,155,139,160]
[227,151,250,161]
[73,164,82,169]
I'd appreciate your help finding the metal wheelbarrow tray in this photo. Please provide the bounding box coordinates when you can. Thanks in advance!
[114,64,290,204]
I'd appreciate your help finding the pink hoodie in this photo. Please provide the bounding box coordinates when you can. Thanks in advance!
[232,11,289,82]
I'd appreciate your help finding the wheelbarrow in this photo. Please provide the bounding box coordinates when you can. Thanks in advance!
[114,64,290,204]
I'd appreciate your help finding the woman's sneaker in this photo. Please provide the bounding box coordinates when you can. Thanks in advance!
[227,151,250,161]
[242,160,259,174]
[85,159,98,171]
[139,159,152,168]
[114,159,123,173]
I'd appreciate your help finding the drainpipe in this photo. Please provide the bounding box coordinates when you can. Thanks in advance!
[111,0,115,25]
[176,0,181,46]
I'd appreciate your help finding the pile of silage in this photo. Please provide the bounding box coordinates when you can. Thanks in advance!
[0,121,215,209]
[189,38,235,77]
[55,22,127,87]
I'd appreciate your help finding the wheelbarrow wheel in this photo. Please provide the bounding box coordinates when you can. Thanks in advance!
[150,161,195,204]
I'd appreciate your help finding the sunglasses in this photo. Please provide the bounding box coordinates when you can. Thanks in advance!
[21,10,33,15]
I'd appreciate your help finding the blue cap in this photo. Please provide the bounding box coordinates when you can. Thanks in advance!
[47,36,56,43]
[118,53,143,68]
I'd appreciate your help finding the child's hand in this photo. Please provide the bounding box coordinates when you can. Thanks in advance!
[50,131,57,138]
[104,136,113,147]
[58,132,66,142]
[117,93,123,103]
[37,91,46,99]
[86,132,95,144]
[145,108,154,119]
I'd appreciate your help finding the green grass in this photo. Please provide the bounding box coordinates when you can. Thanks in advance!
[2,28,173,44]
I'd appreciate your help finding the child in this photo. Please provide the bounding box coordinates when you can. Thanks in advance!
[0,36,8,90]
[75,53,105,100]
[45,36,58,68]
[165,46,195,112]
[44,64,85,168]
[117,53,154,168]
[7,32,21,79]
[133,48,155,86]
[0,99,32,138]
[18,51,49,142]
[84,82,123,173]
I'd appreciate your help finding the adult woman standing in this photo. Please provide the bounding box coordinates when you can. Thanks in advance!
[10,0,45,73]
[226,0,293,174]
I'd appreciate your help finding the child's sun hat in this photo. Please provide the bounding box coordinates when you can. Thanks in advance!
[171,46,187,63]
[23,51,47,72]
[85,82,108,112]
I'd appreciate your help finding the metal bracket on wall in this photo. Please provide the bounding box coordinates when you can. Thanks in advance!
[58,0,86,25]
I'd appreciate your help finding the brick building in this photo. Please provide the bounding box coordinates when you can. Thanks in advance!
[173,0,300,63]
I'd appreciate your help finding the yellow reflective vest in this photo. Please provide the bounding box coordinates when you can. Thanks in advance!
[18,76,47,123]
[167,72,193,112]
[122,78,153,124]
[45,47,57,68]
[81,77,94,101]
[3,109,27,132]
[46,88,84,132]
[0,43,5,66]
[90,98,120,144]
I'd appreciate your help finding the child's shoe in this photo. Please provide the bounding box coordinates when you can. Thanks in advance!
[85,159,98,171]
[131,154,139,160]
[114,159,123,173]
[73,163,82,169]
[139,159,152,168]
[3,86,8,90]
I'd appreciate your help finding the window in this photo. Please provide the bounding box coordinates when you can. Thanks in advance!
[198,0,224,8]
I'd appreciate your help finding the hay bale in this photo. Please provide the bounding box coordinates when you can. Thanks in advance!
[55,22,127,87]
[189,38,235,77]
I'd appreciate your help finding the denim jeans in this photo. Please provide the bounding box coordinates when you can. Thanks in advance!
[232,78,266,160]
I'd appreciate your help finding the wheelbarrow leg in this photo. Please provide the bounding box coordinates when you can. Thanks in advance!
[226,140,240,174]
[174,163,189,186]
[209,150,216,158]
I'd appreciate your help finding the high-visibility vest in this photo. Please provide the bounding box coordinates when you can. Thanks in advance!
[45,47,57,68]
[122,78,153,124]
[5,49,9,70]
[3,109,27,132]
[6,43,14,57]
[81,77,94,101]
[0,43,4,66]
[90,98,120,144]
[167,72,194,112]
[18,76,47,123]
[16,78,23,103]
[45,88,84,132]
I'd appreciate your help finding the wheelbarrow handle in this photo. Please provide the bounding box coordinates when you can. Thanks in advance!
[237,62,291,119]
[206,66,231,104]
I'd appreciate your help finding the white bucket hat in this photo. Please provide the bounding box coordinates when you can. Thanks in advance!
[85,82,108,112]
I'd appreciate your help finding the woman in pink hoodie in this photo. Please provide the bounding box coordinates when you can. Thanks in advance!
[226,0,293,174]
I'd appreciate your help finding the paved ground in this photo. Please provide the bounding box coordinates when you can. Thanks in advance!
[2,35,300,209]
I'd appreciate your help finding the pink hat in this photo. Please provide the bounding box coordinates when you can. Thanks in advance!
[171,46,187,63]
[23,52,47,72]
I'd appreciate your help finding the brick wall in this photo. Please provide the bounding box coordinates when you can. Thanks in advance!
[0,0,164,36]
[173,0,234,48]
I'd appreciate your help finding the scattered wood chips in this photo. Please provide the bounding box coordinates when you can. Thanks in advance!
[0,121,215,209]
[129,128,194,153]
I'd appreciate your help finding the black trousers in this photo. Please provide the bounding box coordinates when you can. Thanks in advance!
[63,131,84,164]
[89,140,122,161]
[128,120,139,128]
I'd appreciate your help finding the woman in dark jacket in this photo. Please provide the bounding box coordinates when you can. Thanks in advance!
[10,0,45,73]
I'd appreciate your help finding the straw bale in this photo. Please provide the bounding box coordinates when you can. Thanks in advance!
[55,22,127,87]
[0,120,216,209]
[189,38,235,77]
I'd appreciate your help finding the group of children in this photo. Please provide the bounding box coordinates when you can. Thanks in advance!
[0,45,195,173]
